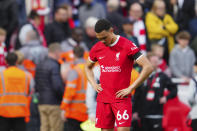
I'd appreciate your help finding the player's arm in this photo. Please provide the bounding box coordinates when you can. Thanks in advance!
[85,59,103,93]
[130,54,154,90]
[116,54,153,98]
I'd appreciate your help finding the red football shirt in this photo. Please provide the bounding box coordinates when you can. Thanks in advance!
[89,35,140,103]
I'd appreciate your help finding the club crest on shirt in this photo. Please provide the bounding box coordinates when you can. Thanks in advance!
[116,52,120,61]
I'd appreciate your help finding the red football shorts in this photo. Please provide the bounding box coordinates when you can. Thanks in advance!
[95,99,132,129]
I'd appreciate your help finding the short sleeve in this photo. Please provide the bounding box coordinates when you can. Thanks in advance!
[89,46,97,63]
[127,40,140,58]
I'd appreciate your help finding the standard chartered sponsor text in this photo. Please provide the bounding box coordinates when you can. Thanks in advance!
[101,65,121,72]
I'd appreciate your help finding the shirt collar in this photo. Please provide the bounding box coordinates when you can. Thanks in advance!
[109,35,120,47]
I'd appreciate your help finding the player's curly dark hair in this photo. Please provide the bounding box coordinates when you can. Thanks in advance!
[95,19,112,33]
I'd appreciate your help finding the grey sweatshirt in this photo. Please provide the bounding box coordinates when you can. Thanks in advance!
[169,45,195,78]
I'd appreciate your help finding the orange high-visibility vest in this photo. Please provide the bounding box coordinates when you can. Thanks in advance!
[22,59,36,78]
[61,63,88,122]
[0,66,31,118]
[130,69,140,95]
[60,51,89,63]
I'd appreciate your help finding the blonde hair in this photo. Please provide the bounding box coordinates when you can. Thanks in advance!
[0,28,6,36]
[15,51,25,64]
[151,0,165,13]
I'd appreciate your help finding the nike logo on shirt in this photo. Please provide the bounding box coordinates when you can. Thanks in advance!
[119,122,125,125]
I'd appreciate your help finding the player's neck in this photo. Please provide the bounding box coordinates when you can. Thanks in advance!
[110,34,117,45]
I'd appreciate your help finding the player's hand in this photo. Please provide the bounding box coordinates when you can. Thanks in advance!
[93,84,103,93]
[116,87,132,99]
[159,96,167,104]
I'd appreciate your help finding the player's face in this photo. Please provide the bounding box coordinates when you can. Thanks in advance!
[96,29,113,46]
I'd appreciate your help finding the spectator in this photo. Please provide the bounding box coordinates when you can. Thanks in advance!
[169,31,195,82]
[16,0,27,26]
[0,0,18,50]
[17,10,47,49]
[61,27,89,63]
[121,18,139,47]
[0,52,33,131]
[60,27,89,81]
[151,44,171,77]
[44,5,71,45]
[20,30,48,66]
[15,51,39,131]
[145,0,178,61]
[167,0,195,31]
[129,2,147,54]
[0,28,7,70]
[15,51,26,70]
[172,0,195,31]
[133,52,177,131]
[53,0,84,22]
[19,30,48,77]
[60,4,76,29]
[106,0,124,34]
[187,77,197,131]
[79,0,106,27]
[61,46,88,131]
[83,17,99,50]
[35,43,64,131]
[190,36,197,60]
[189,14,197,39]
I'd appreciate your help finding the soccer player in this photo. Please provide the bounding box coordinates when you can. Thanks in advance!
[85,19,153,131]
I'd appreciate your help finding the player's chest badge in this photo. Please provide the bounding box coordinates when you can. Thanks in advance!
[115,52,120,61]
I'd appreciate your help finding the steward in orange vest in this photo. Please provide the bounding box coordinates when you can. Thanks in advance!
[60,27,89,64]
[61,46,88,131]
[0,52,32,131]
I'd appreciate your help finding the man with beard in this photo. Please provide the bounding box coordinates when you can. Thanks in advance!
[44,5,71,46]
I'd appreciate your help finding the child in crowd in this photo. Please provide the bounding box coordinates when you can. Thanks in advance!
[169,31,195,82]
[151,44,171,77]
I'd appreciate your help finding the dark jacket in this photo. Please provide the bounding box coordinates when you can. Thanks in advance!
[83,33,98,50]
[133,70,177,117]
[175,0,195,31]
[44,21,71,45]
[107,11,124,34]
[0,0,18,35]
[35,57,64,105]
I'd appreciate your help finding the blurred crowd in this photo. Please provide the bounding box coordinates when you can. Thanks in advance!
[0,0,197,131]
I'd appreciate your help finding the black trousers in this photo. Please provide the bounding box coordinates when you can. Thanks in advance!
[64,118,82,131]
[0,117,26,131]
[141,118,163,131]
[191,119,197,131]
